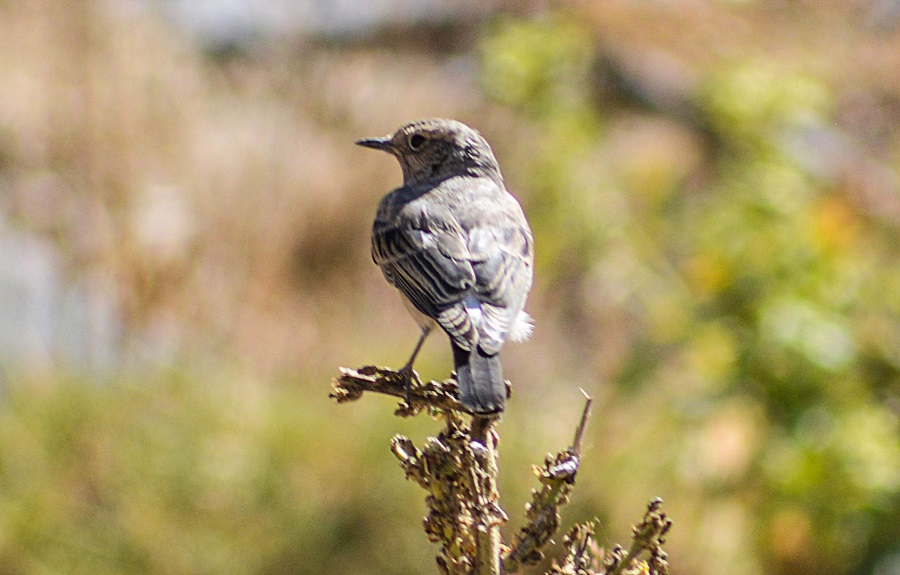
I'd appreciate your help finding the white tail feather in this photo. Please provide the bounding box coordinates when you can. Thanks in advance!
[509,311,533,342]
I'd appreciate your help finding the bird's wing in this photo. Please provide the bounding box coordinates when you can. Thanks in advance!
[372,199,479,348]
[465,195,534,355]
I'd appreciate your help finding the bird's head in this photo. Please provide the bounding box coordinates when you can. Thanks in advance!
[356,118,502,187]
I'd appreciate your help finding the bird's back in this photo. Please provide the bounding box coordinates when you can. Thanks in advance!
[360,117,534,413]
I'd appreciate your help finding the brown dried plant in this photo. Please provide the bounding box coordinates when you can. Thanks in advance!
[331,366,672,575]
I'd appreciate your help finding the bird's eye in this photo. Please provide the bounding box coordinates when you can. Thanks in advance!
[408,133,426,151]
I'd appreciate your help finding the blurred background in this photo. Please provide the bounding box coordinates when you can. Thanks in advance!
[0,0,898,574]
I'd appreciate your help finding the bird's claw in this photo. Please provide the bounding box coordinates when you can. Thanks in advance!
[398,364,417,407]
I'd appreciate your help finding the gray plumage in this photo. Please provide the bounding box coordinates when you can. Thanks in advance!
[357,118,534,414]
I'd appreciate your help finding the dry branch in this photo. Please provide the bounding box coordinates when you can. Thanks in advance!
[503,393,592,572]
[330,365,671,575]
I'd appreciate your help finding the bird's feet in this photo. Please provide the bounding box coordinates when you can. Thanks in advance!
[397,364,419,407]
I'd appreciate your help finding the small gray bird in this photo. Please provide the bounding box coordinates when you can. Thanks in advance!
[357,118,534,414]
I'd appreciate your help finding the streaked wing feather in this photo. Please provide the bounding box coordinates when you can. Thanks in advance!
[372,221,476,345]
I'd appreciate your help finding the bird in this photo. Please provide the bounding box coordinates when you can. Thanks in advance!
[356,118,534,414]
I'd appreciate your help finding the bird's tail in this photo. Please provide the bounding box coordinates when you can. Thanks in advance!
[452,342,505,414]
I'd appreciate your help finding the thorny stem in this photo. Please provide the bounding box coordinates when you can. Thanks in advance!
[573,388,593,454]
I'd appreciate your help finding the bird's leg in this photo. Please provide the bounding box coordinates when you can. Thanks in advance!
[399,326,431,406]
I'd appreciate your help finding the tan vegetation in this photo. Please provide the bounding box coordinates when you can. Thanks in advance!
[0,2,897,574]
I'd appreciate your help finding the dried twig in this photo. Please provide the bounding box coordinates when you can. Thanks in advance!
[601,498,672,575]
[331,365,672,575]
[471,415,503,575]
[503,391,593,573]
[333,365,509,574]
[547,523,601,575]
[330,365,467,415]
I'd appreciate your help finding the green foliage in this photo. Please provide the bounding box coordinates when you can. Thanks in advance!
[480,16,595,117]
[699,63,833,150]
[478,14,899,575]
[480,16,606,284]
[0,374,434,575]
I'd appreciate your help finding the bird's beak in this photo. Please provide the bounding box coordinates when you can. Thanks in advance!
[355,136,394,152]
